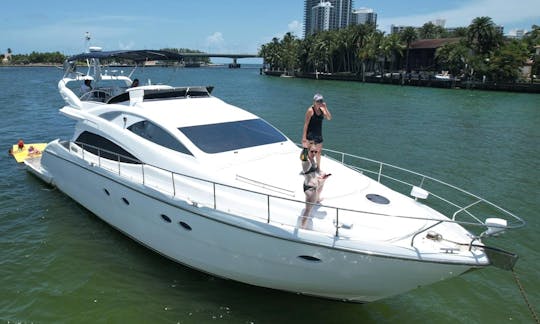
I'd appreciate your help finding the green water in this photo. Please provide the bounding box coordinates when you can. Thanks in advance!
[1,66,539,323]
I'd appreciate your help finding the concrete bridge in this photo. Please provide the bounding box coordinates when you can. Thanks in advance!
[179,52,259,68]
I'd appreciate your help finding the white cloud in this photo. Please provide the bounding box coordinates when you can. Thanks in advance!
[118,41,135,50]
[206,32,225,50]
[377,0,540,33]
[288,20,302,36]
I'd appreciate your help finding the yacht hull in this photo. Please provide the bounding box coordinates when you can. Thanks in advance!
[38,142,476,302]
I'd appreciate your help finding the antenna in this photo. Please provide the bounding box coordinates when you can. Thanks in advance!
[84,32,91,52]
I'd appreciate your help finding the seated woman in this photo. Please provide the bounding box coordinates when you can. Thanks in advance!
[300,144,330,229]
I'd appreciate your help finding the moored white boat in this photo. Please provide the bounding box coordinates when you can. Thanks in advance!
[22,47,525,302]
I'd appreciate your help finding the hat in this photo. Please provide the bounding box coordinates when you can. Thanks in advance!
[313,93,324,101]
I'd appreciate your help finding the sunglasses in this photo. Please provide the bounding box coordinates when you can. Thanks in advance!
[310,150,318,153]
[316,99,324,103]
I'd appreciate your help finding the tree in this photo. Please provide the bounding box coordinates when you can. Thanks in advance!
[281,32,300,75]
[419,22,441,39]
[467,16,502,55]
[450,27,468,38]
[400,27,418,72]
[522,25,540,82]
[486,40,528,82]
[309,31,337,73]
[259,37,281,71]
[381,33,404,73]
[335,26,359,73]
[435,41,470,77]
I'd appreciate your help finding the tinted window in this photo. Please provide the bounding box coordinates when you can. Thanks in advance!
[75,131,140,163]
[179,119,287,153]
[99,111,123,121]
[128,120,191,155]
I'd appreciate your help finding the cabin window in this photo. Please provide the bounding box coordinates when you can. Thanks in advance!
[298,255,321,262]
[160,214,172,223]
[179,221,192,231]
[179,119,287,154]
[75,131,140,164]
[128,120,192,156]
[99,111,123,121]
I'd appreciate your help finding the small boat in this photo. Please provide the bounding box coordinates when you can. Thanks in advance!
[21,47,525,302]
[435,71,452,80]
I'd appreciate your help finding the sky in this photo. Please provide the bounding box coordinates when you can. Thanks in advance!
[1,0,538,61]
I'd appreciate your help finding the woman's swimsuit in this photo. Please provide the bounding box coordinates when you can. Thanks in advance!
[303,162,318,192]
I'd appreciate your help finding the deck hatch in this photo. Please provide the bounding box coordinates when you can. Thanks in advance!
[298,255,322,262]
[366,194,390,204]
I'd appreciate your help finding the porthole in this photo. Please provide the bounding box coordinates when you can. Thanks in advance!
[179,221,192,231]
[160,214,172,223]
[103,188,110,196]
[366,194,390,205]
[122,197,130,205]
[298,255,321,262]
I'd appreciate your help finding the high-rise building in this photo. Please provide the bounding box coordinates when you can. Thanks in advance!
[309,2,333,36]
[332,0,353,30]
[352,7,377,26]
[304,0,354,37]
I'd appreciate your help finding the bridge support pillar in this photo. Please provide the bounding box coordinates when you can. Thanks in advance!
[228,57,241,68]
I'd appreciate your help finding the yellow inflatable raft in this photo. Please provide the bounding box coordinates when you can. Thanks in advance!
[10,142,47,163]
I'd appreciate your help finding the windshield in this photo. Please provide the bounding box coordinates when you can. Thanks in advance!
[179,119,287,153]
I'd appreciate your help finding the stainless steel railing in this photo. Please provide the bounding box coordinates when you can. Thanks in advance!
[69,141,526,239]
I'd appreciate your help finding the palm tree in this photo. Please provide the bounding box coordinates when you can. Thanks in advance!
[467,16,502,55]
[259,37,281,71]
[311,31,337,73]
[306,33,328,74]
[280,32,300,75]
[336,26,358,73]
[419,22,437,39]
[353,23,376,78]
[381,34,403,74]
[367,31,384,75]
[400,27,418,72]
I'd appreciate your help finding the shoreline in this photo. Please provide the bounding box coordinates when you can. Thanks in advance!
[263,70,540,94]
[0,63,61,67]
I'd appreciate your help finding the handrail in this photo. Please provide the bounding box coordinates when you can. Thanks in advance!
[69,141,526,240]
[321,147,525,229]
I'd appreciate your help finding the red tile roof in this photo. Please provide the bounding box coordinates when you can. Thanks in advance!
[410,38,462,49]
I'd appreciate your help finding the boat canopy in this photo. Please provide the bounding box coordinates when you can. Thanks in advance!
[67,50,185,63]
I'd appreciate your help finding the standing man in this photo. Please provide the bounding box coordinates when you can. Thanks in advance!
[80,78,92,94]
[302,93,332,169]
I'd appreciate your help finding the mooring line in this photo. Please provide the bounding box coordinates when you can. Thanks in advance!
[512,268,539,323]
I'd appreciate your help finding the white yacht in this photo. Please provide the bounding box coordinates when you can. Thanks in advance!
[24,48,525,302]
